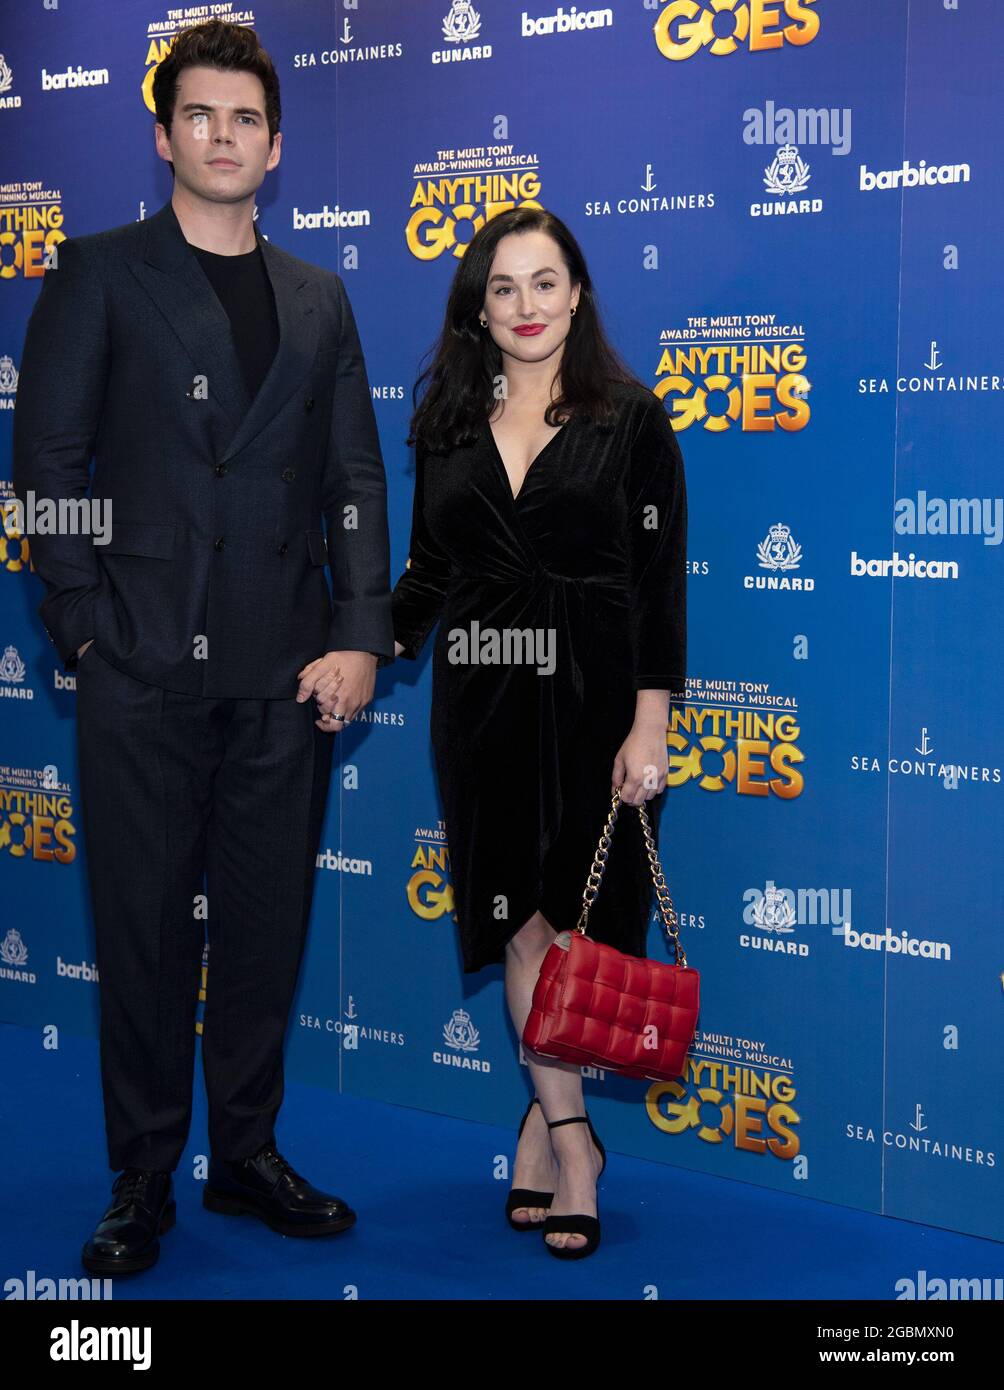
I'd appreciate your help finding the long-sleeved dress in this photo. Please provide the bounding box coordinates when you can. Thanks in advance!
[388,381,687,973]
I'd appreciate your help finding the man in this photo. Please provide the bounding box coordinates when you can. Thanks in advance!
[12,19,394,1274]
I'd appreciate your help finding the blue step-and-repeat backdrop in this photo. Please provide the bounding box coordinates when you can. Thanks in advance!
[1,1,1001,1244]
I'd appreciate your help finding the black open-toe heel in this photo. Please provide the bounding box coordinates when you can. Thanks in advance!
[505,1097,555,1231]
[541,1114,606,1260]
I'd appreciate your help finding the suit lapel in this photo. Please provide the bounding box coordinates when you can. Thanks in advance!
[128,200,320,464]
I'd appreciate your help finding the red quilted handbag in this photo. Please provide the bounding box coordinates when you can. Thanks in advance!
[522,786,699,1082]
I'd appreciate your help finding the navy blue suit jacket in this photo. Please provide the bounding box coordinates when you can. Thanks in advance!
[13,198,394,697]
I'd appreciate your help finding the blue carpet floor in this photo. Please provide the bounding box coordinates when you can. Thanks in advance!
[3,1022,1001,1301]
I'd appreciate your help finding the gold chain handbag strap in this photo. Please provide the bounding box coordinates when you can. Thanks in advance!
[574,785,688,968]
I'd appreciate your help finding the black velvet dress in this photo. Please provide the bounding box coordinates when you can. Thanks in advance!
[388,381,687,972]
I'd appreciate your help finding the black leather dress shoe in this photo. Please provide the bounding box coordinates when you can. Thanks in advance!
[203,1141,356,1237]
[81,1169,175,1275]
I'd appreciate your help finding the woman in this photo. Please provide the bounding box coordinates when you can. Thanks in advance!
[333,207,686,1258]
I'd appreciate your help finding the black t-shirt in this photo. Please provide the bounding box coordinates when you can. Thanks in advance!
[191,242,278,402]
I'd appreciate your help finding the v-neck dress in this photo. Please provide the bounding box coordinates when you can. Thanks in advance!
[388,381,687,973]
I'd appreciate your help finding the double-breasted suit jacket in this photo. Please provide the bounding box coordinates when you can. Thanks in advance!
[13,198,394,697]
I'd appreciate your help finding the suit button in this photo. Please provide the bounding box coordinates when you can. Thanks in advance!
[304,397,314,411]
[278,542,288,557]
[281,468,295,482]
[215,463,227,477]
[214,536,226,551]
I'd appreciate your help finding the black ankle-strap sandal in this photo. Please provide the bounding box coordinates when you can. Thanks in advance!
[505,1097,555,1231]
[540,1114,605,1260]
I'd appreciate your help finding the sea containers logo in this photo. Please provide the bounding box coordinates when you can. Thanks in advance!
[299,994,406,1051]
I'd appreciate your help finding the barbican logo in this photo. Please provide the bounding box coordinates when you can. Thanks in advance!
[520,6,615,38]
[850,550,959,581]
[744,523,814,590]
[315,846,374,875]
[859,158,971,192]
[292,203,371,231]
[40,64,110,91]
[56,955,99,983]
[837,924,950,962]
[433,1008,491,1072]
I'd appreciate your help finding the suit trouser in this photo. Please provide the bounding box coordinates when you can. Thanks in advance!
[74,643,335,1173]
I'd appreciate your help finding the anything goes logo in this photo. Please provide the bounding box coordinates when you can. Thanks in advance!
[646,1059,801,1158]
[653,0,819,62]
[0,786,76,862]
[407,170,542,261]
[667,705,804,797]
[407,827,456,920]
[654,335,811,433]
[0,204,65,280]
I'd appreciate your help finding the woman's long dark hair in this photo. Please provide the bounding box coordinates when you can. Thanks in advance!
[408,207,647,454]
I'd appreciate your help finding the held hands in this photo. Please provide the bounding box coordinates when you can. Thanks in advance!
[297,650,378,732]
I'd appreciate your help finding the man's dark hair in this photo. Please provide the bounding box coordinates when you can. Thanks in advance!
[152,18,281,175]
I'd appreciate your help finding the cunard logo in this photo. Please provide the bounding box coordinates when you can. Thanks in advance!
[758,522,802,572]
[740,880,809,957]
[434,1,491,62]
[0,644,26,682]
[0,644,32,699]
[443,1008,480,1051]
[1,926,36,983]
[443,1,481,42]
[764,144,811,197]
[0,54,21,107]
[745,523,815,591]
[0,355,19,394]
[751,883,796,934]
[434,1008,491,1071]
[2,927,28,966]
